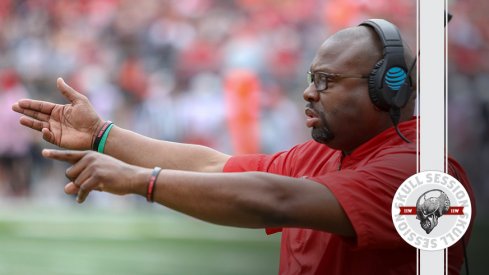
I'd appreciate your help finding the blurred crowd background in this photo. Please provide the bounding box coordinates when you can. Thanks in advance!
[0,0,487,219]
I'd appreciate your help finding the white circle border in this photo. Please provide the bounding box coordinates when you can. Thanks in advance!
[391,170,472,251]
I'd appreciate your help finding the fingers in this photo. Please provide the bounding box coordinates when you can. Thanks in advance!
[13,78,85,110]
[63,154,103,203]
[57,78,84,103]
[20,108,51,122]
[76,176,103,203]
[65,155,91,181]
[42,149,87,164]
[19,116,50,131]
[64,182,79,195]
[72,172,104,203]
[69,167,92,203]
[65,181,101,203]
[45,148,106,204]
[13,99,56,115]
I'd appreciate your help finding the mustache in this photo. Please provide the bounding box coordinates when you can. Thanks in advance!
[306,103,318,113]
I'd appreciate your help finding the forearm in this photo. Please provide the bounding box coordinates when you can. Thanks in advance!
[103,126,230,172]
[133,168,355,236]
[150,171,287,228]
[44,149,354,236]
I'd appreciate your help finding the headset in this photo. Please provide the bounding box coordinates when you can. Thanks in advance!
[359,19,414,143]
[360,19,413,112]
[362,15,470,275]
[359,14,453,143]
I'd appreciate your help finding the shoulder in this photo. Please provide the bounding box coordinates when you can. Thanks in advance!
[223,140,335,174]
[366,141,417,168]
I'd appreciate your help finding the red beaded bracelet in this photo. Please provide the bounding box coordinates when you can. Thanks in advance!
[147,167,162,202]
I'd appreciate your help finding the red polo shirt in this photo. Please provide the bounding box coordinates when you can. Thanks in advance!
[223,118,475,275]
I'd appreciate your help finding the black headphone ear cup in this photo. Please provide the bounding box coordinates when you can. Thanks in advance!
[368,59,389,111]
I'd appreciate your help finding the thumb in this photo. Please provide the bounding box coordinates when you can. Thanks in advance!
[64,182,79,195]
[57,77,83,103]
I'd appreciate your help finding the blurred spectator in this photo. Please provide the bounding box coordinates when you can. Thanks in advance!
[0,69,32,197]
[180,72,228,151]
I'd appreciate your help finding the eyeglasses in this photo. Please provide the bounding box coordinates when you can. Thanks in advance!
[307,71,368,91]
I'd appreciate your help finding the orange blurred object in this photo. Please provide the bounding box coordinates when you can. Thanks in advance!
[224,69,260,155]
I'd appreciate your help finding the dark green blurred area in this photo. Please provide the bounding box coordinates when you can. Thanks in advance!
[464,219,489,275]
[0,206,280,275]
[0,205,487,274]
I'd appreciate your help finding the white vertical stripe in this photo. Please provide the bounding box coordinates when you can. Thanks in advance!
[419,0,445,172]
[420,250,445,275]
[444,250,447,274]
[418,0,446,274]
[444,2,450,275]
[417,249,420,275]
[416,0,420,177]
[416,2,421,274]
[445,0,449,176]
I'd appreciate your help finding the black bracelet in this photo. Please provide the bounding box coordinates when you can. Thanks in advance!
[92,121,113,151]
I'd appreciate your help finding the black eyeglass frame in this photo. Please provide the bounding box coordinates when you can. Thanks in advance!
[307,71,368,91]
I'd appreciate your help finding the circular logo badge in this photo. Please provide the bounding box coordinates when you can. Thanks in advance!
[391,171,472,251]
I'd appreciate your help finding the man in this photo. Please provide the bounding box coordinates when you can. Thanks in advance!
[12,21,474,274]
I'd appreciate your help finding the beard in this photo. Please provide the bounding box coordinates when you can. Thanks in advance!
[311,111,335,144]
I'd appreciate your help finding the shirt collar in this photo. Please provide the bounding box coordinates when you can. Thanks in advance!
[345,116,418,160]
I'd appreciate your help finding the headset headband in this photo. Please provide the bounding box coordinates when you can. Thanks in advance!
[360,19,403,48]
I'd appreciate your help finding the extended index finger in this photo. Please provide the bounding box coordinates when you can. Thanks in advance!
[42,149,88,164]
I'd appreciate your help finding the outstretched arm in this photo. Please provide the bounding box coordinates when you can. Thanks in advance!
[43,149,355,237]
[102,126,230,172]
[12,78,229,172]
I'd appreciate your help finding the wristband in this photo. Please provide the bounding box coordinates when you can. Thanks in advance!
[97,123,114,153]
[147,167,162,202]
[92,121,113,151]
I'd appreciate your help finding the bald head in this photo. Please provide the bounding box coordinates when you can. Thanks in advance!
[312,25,416,118]
[314,26,383,75]
[316,25,415,80]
